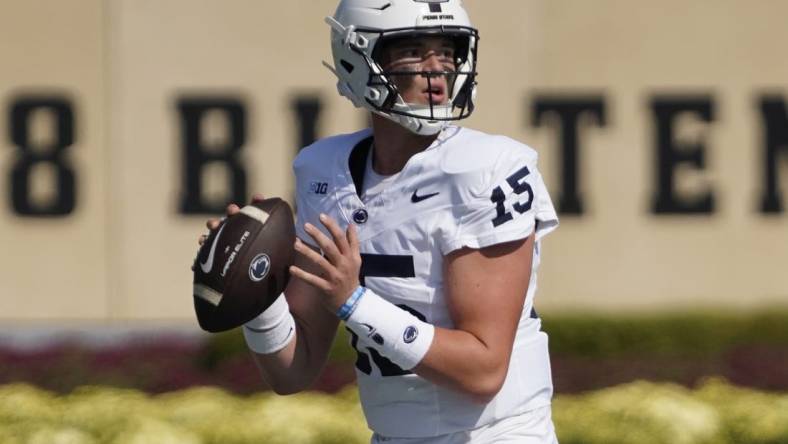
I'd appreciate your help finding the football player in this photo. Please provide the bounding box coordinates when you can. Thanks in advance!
[201,1,559,442]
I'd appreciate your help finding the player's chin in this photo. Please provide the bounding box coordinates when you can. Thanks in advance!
[422,92,448,105]
[404,94,449,108]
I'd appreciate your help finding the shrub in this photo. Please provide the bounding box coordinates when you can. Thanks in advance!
[0,379,786,444]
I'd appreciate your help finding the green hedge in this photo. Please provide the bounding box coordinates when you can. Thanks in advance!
[0,379,786,444]
[191,311,788,395]
[541,310,788,358]
[201,310,788,364]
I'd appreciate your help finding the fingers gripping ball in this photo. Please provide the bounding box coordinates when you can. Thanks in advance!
[193,198,295,333]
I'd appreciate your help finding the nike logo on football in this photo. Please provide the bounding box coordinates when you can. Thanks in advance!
[411,189,439,203]
[200,224,226,274]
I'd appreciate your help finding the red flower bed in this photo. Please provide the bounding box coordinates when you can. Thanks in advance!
[3,311,788,395]
[0,337,356,395]
[551,344,788,393]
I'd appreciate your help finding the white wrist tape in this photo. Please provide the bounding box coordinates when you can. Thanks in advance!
[243,295,295,355]
[345,288,435,371]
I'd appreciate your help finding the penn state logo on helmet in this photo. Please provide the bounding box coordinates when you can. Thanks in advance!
[249,253,272,282]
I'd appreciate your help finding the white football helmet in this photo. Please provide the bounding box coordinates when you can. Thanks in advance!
[325,0,479,135]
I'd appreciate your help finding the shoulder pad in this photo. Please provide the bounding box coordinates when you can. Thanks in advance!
[293,128,372,174]
[438,128,540,197]
[439,128,538,175]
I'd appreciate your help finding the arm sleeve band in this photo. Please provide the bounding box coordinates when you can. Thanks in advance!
[344,288,435,371]
[242,295,296,355]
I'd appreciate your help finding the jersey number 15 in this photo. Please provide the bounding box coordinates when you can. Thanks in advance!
[491,165,534,227]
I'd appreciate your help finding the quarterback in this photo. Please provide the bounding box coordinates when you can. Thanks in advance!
[203,1,559,442]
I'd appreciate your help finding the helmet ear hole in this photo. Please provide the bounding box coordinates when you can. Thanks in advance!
[340,60,355,73]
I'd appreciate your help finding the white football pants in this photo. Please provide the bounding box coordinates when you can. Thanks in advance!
[370,405,559,444]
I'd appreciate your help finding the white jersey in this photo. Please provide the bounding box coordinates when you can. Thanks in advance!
[293,126,559,438]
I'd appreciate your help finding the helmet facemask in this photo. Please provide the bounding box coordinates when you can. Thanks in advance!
[326,13,479,136]
[367,28,479,131]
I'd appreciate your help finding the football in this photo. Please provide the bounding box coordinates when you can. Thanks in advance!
[192,198,295,333]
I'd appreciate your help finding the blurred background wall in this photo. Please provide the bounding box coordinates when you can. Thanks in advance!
[1,0,787,325]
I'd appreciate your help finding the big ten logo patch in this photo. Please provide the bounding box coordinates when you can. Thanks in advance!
[310,181,328,195]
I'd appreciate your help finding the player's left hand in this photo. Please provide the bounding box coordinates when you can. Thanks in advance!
[289,213,361,314]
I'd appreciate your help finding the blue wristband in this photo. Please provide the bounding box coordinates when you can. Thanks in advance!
[337,286,366,321]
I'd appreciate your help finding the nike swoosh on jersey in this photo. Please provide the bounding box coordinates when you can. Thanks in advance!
[411,189,440,203]
[360,323,376,336]
[200,224,226,273]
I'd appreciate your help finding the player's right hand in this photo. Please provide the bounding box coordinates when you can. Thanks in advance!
[197,193,265,246]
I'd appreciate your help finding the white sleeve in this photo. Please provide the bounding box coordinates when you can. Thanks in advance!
[292,153,322,249]
[294,188,314,247]
[436,153,558,255]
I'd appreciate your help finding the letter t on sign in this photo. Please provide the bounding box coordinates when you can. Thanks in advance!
[531,96,606,215]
